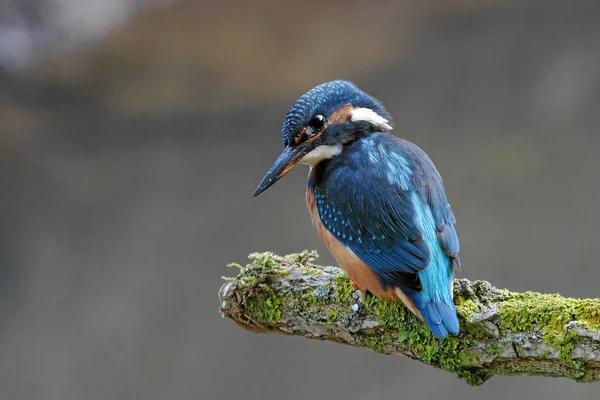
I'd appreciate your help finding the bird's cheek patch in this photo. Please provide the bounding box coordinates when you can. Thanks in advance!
[350,107,393,131]
[326,104,353,125]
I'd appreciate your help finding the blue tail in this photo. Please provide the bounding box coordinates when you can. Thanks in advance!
[409,292,460,339]
[405,191,460,339]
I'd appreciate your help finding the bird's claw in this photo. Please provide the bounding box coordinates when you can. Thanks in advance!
[351,279,366,294]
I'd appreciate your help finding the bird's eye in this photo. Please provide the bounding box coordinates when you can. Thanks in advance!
[308,114,326,131]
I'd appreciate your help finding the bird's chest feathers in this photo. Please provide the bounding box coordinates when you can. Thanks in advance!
[306,188,348,259]
[305,188,396,300]
[306,188,326,240]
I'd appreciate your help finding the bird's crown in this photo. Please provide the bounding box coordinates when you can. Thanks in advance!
[281,80,392,147]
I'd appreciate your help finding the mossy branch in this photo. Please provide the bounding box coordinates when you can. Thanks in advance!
[219,251,600,386]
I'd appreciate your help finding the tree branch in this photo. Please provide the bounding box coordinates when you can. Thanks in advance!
[219,251,600,385]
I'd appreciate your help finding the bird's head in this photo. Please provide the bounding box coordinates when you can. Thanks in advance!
[253,80,393,197]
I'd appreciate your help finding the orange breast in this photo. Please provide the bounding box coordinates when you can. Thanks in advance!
[305,187,421,316]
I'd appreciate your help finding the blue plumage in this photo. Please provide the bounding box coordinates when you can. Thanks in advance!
[308,133,460,338]
[253,80,461,339]
[281,81,391,146]
[407,190,460,337]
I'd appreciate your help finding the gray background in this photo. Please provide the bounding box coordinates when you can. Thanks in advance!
[1,0,599,398]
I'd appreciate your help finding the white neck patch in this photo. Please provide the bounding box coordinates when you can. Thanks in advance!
[300,144,343,166]
[351,107,393,131]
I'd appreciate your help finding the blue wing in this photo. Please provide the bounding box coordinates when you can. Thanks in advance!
[404,139,461,269]
[311,137,431,291]
[314,185,428,291]
[311,134,460,292]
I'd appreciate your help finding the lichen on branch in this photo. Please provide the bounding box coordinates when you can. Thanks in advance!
[219,251,600,385]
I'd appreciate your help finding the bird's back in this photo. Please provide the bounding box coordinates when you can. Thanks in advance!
[307,133,460,338]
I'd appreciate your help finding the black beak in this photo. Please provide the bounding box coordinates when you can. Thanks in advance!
[252,144,308,197]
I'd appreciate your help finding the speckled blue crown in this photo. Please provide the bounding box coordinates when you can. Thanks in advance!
[281,80,391,146]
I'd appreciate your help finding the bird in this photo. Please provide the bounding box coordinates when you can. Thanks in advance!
[252,80,461,339]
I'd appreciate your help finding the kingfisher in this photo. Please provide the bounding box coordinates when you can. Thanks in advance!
[252,81,461,339]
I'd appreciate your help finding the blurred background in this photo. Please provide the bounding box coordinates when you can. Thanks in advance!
[1,0,599,398]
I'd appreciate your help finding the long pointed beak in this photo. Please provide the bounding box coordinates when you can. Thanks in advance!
[252,144,306,197]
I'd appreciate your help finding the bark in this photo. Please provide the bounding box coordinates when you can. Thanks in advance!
[219,252,600,385]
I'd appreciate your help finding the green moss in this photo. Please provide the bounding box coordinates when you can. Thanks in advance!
[541,349,551,358]
[225,253,294,291]
[327,310,338,325]
[284,250,317,265]
[374,299,469,373]
[284,287,341,328]
[246,288,282,324]
[486,345,503,356]
[543,329,578,367]
[375,299,410,329]
[333,275,353,303]
[490,358,595,382]
[239,275,259,286]
[301,292,320,305]
[497,291,600,366]
[249,252,278,270]
[305,267,324,277]
[284,288,343,328]
[368,340,384,353]
[498,292,600,332]
[578,369,600,383]
[363,293,379,308]
[577,320,600,332]
[459,351,481,366]
[455,298,479,318]
[457,370,488,386]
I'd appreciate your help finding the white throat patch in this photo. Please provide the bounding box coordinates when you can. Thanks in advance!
[300,144,343,166]
[351,107,393,131]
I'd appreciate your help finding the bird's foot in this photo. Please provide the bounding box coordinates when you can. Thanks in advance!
[351,278,366,294]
